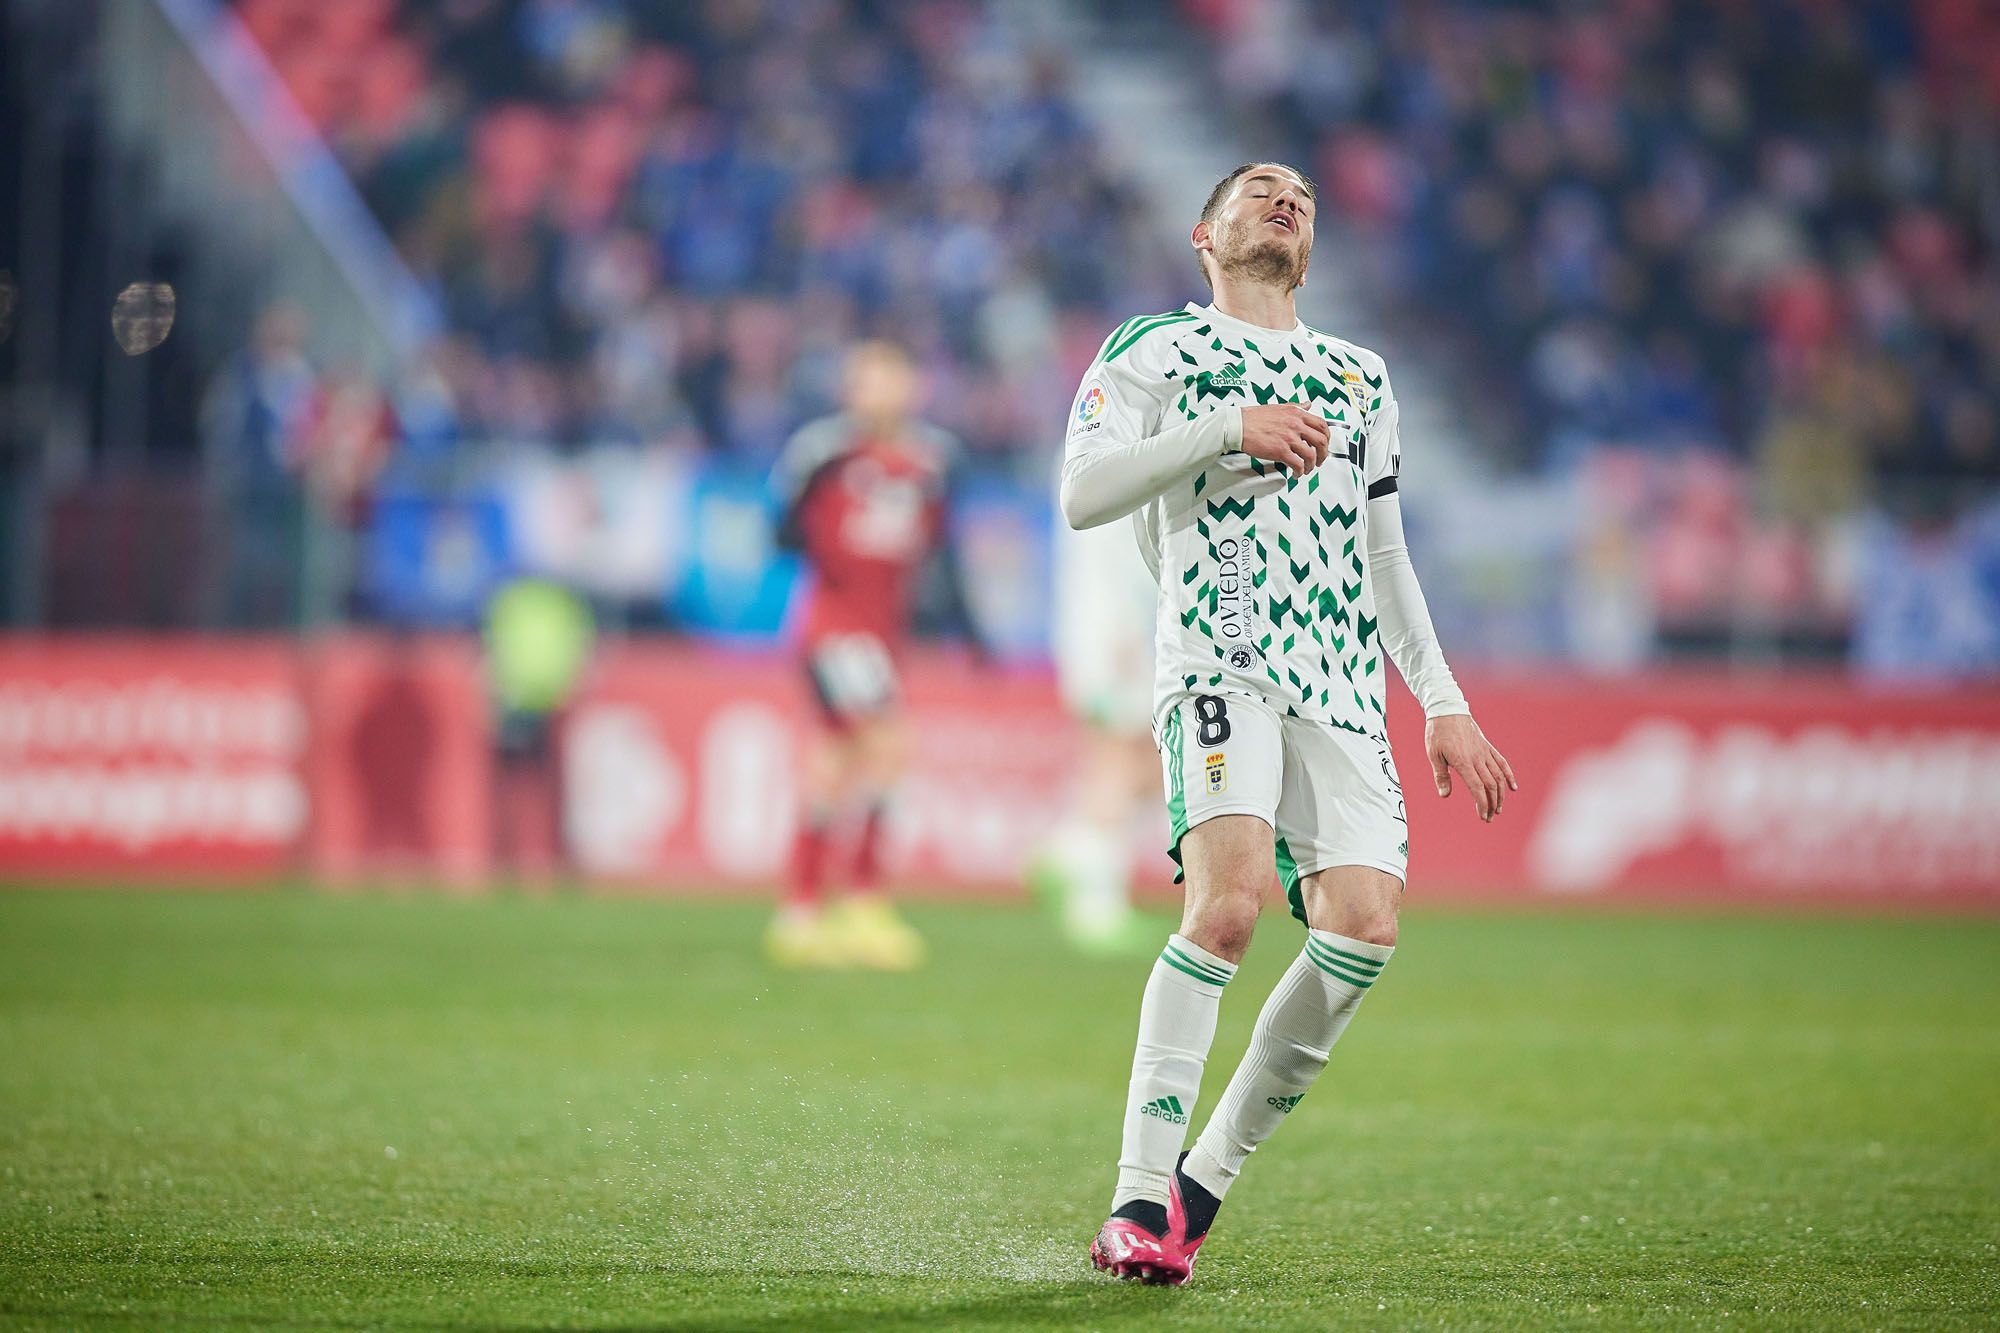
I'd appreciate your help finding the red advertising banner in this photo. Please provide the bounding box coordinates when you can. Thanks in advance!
[3,635,1996,910]
[304,634,494,890]
[563,649,2000,909]
[561,645,1087,893]
[0,637,306,877]
[1395,676,2000,909]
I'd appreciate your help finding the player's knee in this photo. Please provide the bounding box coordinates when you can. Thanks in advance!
[1323,891,1400,946]
[1182,881,1262,958]
[1313,894,1399,946]
[1207,904,1260,957]
[1302,870,1402,946]
[1342,912,1398,948]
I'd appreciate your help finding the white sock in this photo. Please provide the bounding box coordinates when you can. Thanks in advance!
[1112,934,1236,1208]
[1059,822,1130,931]
[1182,929,1393,1200]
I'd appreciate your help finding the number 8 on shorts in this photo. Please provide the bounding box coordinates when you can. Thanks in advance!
[1161,693,1283,873]
[1159,691,1410,916]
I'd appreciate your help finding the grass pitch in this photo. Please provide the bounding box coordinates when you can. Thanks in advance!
[1,890,1996,1330]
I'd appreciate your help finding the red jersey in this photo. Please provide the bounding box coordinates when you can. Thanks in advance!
[777,416,954,653]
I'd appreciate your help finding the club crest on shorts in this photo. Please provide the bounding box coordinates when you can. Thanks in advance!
[1205,751,1227,794]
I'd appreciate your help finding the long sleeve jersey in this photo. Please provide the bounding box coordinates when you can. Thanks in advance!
[1059,301,1467,739]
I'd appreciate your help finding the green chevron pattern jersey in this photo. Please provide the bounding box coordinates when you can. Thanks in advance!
[1065,301,1403,740]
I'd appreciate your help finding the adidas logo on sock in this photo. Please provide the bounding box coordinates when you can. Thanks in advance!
[1139,1096,1188,1125]
[1266,1093,1304,1114]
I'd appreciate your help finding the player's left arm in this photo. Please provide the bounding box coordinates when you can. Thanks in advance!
[1361,369,1518,822]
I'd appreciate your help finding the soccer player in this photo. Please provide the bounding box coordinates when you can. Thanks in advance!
[1063,163,1516,1283]
[1033,511,1160,955]
[766,340,975,971]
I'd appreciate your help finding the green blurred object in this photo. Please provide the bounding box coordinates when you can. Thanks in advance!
[484,578,594,715]
[1027,856,1167,959]
[1,891,1996,1328]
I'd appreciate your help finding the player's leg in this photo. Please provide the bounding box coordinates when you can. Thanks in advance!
[767,721,849,967]
[1036,721,1157,954]
[768,646,859,968]
[1177,727,1408,1254]
[846,708,905,894]
[1042,510,1158,953]
[1093,694,1280,1283]
[830,706,925,970]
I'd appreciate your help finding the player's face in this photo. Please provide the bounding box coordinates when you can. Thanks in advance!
[844,346,920,426]
[1201,167,1314,291]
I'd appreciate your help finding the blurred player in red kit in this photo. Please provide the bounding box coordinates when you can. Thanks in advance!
[767,340,983,969]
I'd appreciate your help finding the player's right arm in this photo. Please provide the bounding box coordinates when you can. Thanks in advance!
[1058,330,1331,529]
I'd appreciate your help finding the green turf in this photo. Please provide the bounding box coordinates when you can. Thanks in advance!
[1,890,1997,1330]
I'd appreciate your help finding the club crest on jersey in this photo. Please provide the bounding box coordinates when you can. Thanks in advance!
[1205,752,1227,794]
[1227,645,1255,671]
[1195,362,1249,401]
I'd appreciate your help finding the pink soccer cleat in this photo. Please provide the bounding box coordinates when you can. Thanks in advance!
[1165,1161,1212,1282]
[1090,1216,1190,1285]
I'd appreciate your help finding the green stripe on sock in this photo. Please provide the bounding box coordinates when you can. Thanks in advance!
[1162,943,1231,985]
[1305,938,1376,973]
[1305,942,1376,988]
[1159,952,1228,988]
[1310,940,1386,973]
[1308,956,1376,988]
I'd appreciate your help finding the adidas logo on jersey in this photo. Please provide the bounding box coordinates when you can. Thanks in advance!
[1196,362,1248,400]
[1140,1095,1189,1125]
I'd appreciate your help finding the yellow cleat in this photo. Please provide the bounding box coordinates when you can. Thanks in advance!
[763,912,847,970]
[828,896,927,971]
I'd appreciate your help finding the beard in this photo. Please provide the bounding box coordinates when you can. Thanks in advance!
[1214,224,1309,291]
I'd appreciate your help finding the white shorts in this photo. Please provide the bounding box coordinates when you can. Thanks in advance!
[1158,691,1408,924]
[805,632,900,725]
[1052,513,1155,734]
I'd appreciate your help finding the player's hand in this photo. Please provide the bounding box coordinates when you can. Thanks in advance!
[1238,405,1331,477]
[1425,713,1517,823]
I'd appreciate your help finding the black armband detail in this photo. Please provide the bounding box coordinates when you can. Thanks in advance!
[1366,476,1399,499]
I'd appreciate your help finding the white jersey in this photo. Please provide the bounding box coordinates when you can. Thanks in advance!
[1065,302,1404,740]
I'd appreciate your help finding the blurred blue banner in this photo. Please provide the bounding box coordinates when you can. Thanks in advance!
[366,490,511,626]
[670,465,801,642]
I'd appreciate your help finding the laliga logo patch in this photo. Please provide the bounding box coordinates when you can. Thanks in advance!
[1072,382,1106,433]
[1205,751,1227,795]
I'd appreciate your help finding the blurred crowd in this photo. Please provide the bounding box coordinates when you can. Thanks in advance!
[1184,0,2000,670]
[204,0,2000,673]
[224,0,1181,470]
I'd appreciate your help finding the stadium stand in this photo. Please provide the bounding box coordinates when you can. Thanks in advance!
[1179,0,2000,669]
[210,0,1999,673]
